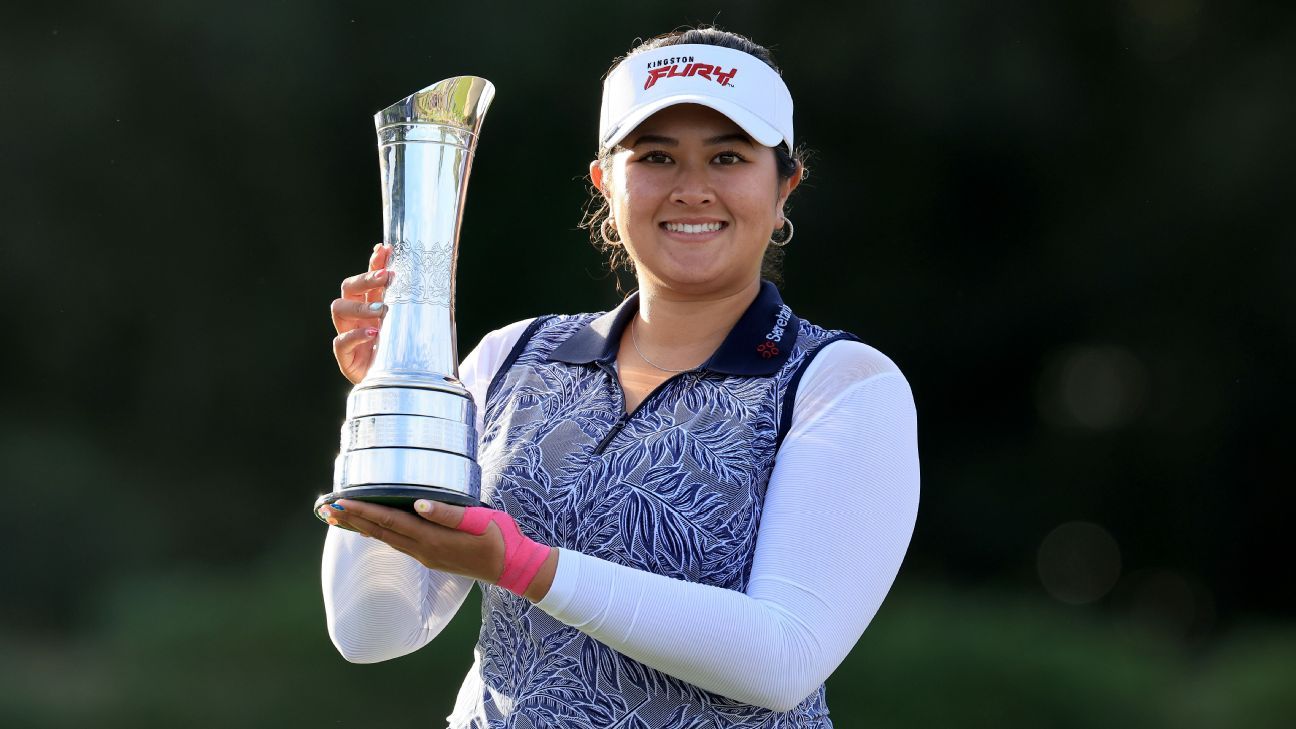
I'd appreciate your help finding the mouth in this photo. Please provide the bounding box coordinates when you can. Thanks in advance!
[660,220,728,236]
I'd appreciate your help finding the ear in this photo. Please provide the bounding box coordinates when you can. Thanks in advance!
[775,162,804,224]
[589,160,606,194]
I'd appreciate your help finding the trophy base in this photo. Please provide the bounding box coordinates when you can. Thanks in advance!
[314,484,486,526]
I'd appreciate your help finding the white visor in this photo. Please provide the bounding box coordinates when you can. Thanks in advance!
[599,44,794,154]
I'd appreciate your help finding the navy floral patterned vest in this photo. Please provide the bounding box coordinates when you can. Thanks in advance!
[453,281,856,728]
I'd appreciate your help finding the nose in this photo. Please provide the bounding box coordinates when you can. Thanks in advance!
[671,164,714,207]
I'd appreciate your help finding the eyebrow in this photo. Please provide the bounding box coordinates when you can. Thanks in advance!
[629,132,754,147]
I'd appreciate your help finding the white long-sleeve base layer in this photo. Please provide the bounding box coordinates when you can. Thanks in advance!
[322,318,920,713]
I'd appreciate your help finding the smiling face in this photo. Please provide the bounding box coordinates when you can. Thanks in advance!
[591,103,800,298]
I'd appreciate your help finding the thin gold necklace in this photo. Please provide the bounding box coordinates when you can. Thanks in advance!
[629,320,700,373]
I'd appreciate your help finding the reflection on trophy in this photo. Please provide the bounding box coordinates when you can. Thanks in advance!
[314,76,495,520]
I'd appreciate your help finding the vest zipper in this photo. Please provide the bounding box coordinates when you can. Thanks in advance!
[593,412,631,454]
[592,361,694,456]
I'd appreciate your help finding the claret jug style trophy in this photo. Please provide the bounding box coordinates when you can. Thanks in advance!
[314,77,494,522]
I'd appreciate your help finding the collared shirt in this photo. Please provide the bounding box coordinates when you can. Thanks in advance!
[456,282,860,727]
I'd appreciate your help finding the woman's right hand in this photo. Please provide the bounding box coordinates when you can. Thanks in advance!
[331,243,391,384]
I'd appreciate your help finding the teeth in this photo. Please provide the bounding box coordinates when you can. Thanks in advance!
[665,222,723,234]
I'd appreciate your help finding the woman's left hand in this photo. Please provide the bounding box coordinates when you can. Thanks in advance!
[319,499,557,600]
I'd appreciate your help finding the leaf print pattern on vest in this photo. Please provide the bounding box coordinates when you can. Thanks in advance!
[453,313,849,728]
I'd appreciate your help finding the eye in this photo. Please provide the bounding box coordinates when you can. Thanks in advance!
[640,150,673,164]
[713,150,746,165]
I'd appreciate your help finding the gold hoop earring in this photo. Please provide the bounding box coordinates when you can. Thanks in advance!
[769,218,794,248]
[600,217,622,247]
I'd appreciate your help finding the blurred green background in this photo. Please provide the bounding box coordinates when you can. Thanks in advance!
[2,1,1293,726]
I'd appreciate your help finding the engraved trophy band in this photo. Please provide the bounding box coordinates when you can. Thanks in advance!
[314,77,495,521]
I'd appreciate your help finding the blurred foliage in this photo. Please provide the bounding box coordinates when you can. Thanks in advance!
[1,0,1293,724]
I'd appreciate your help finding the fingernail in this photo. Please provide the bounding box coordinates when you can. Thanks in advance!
[371,268,387,281]
[365,327,378,337]
[326,517,340,526]
[372,243,380,251]
[367,302,384,313]
[330,502,346,511]
[318,507,330,519]
[414,499,433,513]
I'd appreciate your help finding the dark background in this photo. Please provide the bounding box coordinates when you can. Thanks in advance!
[2,1,1293,726]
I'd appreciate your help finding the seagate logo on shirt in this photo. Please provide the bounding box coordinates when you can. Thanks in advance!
[757,305,793,358]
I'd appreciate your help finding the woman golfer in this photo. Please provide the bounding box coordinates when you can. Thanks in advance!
[321,27,920,728]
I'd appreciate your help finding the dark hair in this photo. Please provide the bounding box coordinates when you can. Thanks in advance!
[580,27,809,290]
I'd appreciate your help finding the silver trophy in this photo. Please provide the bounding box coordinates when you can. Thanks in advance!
[314,76,495,520]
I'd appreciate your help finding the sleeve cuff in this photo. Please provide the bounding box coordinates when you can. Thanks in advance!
[533,547,582,617]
